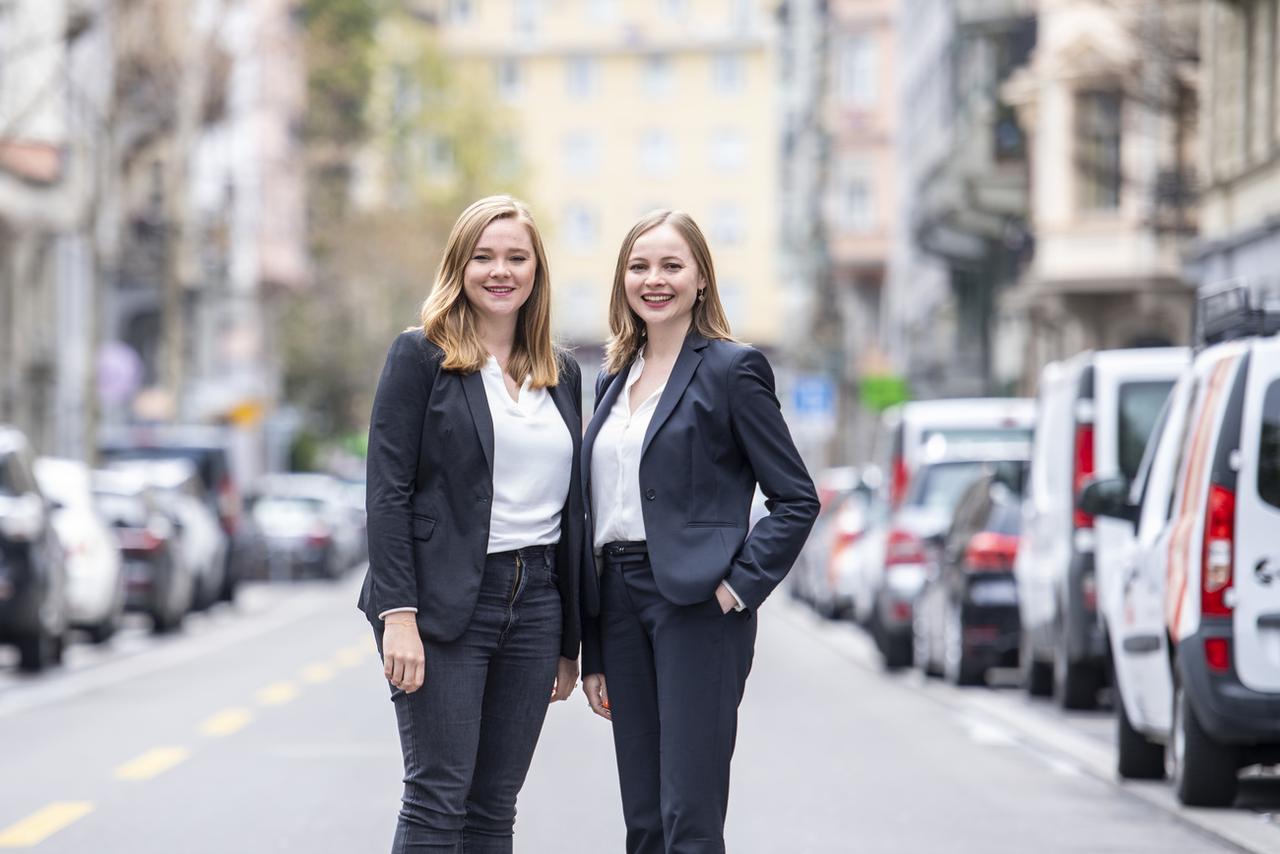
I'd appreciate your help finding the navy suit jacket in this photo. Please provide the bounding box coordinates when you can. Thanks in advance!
[357,330,585,659]
[580,331,819,673]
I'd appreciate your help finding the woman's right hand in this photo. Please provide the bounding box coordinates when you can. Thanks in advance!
[583,673,611,721]
[382,614,425,693]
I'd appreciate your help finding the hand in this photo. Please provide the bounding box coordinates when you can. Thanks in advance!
[382,614,425,693]
[715,582,738,615]
[583,673,611,721]
[550,656,579,703]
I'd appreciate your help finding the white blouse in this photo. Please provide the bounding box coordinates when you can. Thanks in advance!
[591,353,666,550]
[479,355,573,554]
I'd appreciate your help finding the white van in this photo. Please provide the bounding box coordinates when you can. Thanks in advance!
[1016,347,1188,709]
[1082,283,1280,806]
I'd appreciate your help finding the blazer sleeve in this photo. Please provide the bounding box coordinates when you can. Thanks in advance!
[723,346,820,612]
[582,366,610,675]
[364,331,435,619]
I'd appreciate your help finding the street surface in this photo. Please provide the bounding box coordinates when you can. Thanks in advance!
[1,572,1278,853]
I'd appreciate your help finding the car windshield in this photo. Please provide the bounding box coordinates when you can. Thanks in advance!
[1260,380,1280,510]
[909,460,1021,515]
[1117,380,1175,481]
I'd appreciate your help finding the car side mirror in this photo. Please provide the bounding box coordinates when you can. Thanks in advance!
[1078,477,1137,526]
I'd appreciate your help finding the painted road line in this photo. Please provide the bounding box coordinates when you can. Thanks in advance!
[300,663,336,684]
[257,681,299,706]
[333,644,369,669]
[199,707,253,737]
[114,746,191,782]
[0,802,94,848]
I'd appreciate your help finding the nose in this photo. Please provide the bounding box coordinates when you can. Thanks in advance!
[644,269,663,286]
[490,262,510,279]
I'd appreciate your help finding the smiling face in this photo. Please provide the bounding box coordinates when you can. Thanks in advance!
[461,217,537,326]
[623,223,703,335]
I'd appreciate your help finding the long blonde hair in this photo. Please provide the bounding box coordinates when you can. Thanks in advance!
[418,195,558,387]
[603,209,736,375]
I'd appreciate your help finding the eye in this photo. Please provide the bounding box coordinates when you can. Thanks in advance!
[472,253,490,261]
[628,263,646,273]
[664,263,683,272]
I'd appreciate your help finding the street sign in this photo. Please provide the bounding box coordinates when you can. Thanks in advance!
[792,374,835,418]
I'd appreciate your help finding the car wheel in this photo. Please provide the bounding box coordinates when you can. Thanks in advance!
[17,629,58,673]
[1021,632,1053,697]
[1169,684,1237,806]
[913,612,941,678]
[1053,624,1100,710]
[944,604,984,687]
[87,612,118,645]
[1116,696,1164,779]
[883,631,913,670]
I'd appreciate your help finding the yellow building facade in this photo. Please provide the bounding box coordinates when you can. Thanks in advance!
[430,0,780,348]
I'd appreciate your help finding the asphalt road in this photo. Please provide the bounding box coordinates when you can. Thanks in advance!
[0,572,1276,853]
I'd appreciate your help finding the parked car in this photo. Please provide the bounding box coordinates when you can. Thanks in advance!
[92,470,193,633]
[914,464,1027,685]
[870,444,1031,669]
[790,467,867,610]
[107,458,228,612]
[801,480,876,619]
[873,398,1035,510]
[1016,347,1187,709]
[250,473,361,580]
[100,425,254,600]
[34,457,125,643]
[0,427,68,672]
[1080,282,1280,807]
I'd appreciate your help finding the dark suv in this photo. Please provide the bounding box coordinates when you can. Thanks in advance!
[0,427,68,672]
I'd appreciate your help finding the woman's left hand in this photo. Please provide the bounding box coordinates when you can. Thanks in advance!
[550,656,579,702]
[715,582,738,614]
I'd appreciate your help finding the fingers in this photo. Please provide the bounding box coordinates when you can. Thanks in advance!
[382,624,425,694]
[583,674,612,721]
[550,657,578,703]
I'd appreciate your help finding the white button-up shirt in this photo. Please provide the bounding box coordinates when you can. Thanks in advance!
[479,355,573,554]
[591,353,665,550]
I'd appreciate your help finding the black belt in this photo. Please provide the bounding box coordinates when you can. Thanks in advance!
[602,540,648,562]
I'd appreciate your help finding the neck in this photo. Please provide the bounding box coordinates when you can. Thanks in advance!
[476,313,518,365]
[643,318,690,362]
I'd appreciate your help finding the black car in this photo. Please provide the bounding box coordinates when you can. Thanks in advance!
[0,427,68,672]
[914,463,1027,686]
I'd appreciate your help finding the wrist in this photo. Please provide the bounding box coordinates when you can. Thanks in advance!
[384,613,416,627]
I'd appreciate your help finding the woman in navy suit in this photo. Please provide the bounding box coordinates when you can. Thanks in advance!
[580,210,819,854]
[359,196,583,852]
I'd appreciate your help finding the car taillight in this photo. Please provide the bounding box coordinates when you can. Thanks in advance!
[217,474,241,535]
[1201,482,1235,617]
[1205,637,1231,673]
[885,528,925,567]
[117,528,163,552]
[890,455,910,509]
[307,523,332,548]
[1072,423,1095,529]
[1081,571,1097,611]
[964,531,1018,572]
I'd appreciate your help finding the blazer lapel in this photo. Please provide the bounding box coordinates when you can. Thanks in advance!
[582,368,626,490]
[461,370,495,476]
[641,331,708,459]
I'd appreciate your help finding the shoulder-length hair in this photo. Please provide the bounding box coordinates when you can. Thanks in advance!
[417,195,559,388]
[603,209,736,375]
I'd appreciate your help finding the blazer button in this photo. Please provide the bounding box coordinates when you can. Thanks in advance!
[645,489,656,501]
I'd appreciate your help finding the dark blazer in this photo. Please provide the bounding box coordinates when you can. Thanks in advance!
[358,330,585,659]
[580,331,819,671]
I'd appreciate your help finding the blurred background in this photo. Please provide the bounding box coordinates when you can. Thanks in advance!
[3,1,1280,852]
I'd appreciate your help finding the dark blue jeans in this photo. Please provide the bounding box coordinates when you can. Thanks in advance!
[374,545,562,853]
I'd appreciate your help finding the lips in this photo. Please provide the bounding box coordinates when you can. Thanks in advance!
[484,285,516,296]
[641,294,674,304]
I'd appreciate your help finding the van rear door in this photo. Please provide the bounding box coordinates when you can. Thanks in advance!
[1233,338,1280,693]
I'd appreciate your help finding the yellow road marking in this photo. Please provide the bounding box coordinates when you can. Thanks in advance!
[300,663,335,684]
[333,645,367,668]
[0,802,94,847]
[199,708,253,737]
[114,747,190,781]
[257,682,298,706]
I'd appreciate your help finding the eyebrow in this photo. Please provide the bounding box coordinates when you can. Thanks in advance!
[629,254,686,263]
[472,245,530,253]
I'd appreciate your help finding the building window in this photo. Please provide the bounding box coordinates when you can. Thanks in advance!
[640,131,675,177]
[514,0,541,33]
[562,132,599,177]
[566,55,595,97]
[564,204,599,250]
[836,34,877,108]
[493,134,520,182]
[729,0,751,33]
[496,58,523,101]
[424,135,455,179]
[712,52,744,94]
[993,103,1025,163]
[710,128,746,173]
[447,0,472,22]
[841,176,873,232]
[1076,89,1122,210]
[643,54,673,96]
[661,0,688,17]
[587,0,617,22]
[710,204,745,245]
[718,279,746,324]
